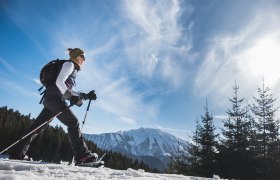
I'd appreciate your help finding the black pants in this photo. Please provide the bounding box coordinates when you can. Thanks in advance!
[12,95,88,160]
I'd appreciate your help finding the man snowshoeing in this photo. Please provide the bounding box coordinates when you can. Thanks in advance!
[10,48,98,165]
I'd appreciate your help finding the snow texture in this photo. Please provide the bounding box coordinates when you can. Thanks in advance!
[0,159,222,180]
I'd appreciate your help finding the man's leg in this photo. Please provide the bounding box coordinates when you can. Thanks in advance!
[57,108,89,159]
[43,96,88,160]
[10,107,52,159]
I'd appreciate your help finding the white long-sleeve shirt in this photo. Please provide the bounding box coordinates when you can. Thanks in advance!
[56,61,79,97]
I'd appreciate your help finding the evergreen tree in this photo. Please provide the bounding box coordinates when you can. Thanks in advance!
[221,81,250,151]
[169,101,218,177]
[197,101,218,177]
[218,81,256,179]
[250,80,279,158]
[248,80,280,179]
[244,106,259,154]
[167,142,188,175]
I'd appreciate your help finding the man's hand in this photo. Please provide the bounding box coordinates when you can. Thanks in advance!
[70,96,83,107]
[80,90,97,100]
[86,90,97,100]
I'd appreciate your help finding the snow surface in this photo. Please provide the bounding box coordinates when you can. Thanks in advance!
[0,159,223,180]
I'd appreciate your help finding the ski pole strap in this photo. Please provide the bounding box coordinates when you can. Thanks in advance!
[38,86,46,104]
[39,89,47,104]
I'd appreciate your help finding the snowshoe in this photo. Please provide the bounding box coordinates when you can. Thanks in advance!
[75,152,98,165]
[9,154,33,161]
[76,153,106,167]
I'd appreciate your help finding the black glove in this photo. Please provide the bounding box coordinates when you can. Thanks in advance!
[70,96,83,107]
[80,90,97,100]
[86,90,97,100]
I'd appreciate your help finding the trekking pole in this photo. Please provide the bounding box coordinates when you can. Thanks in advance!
[0,104,73,155]
[81,99,92,132]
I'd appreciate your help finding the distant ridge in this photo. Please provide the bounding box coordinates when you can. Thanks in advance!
[83,127,189,170]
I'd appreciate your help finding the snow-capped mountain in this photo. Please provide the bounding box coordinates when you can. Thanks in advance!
[83,127,189,158]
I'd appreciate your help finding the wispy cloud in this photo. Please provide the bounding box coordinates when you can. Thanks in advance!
[194,9,280,107]
[0,57,36,97]
[1,0,200,133]
[77,58,159,126]
[43,0,196,126]
[2,0,160,126]
[0,79,36,97]
[121,0,196,89]
[0,57,18,75]
[154,125,191,140]
[155,125,188,134]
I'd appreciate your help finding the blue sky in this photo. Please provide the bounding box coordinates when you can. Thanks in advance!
[1,0,280,139]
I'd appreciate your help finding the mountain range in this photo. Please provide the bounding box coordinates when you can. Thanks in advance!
[83,127,189,170]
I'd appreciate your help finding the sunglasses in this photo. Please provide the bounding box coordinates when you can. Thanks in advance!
[80,54,85,60]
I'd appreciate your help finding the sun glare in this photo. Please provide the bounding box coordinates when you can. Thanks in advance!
[244,34,280,86]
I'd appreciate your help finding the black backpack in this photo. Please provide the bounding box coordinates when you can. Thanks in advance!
[38,59,71,103]
[39,59,70,86]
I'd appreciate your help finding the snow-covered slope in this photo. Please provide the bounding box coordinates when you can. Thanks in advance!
[83,127,189,157]
[0,159,222,180]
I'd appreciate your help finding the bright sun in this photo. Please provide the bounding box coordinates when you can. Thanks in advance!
[243,34,280,86]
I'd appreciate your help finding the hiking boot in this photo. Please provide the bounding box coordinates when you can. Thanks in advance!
[76,152,98,165]
[22,155,33,161]
[9,153,32,161]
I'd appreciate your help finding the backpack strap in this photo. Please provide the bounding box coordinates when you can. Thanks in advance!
[38,59,77,104]
[38,83,46,104]
[39,89,46,104]
[38,85,44,92]
[70,60,81,71]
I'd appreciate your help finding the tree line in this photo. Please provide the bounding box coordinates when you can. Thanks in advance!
[0,106,158,172]
[168,80,280,180]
